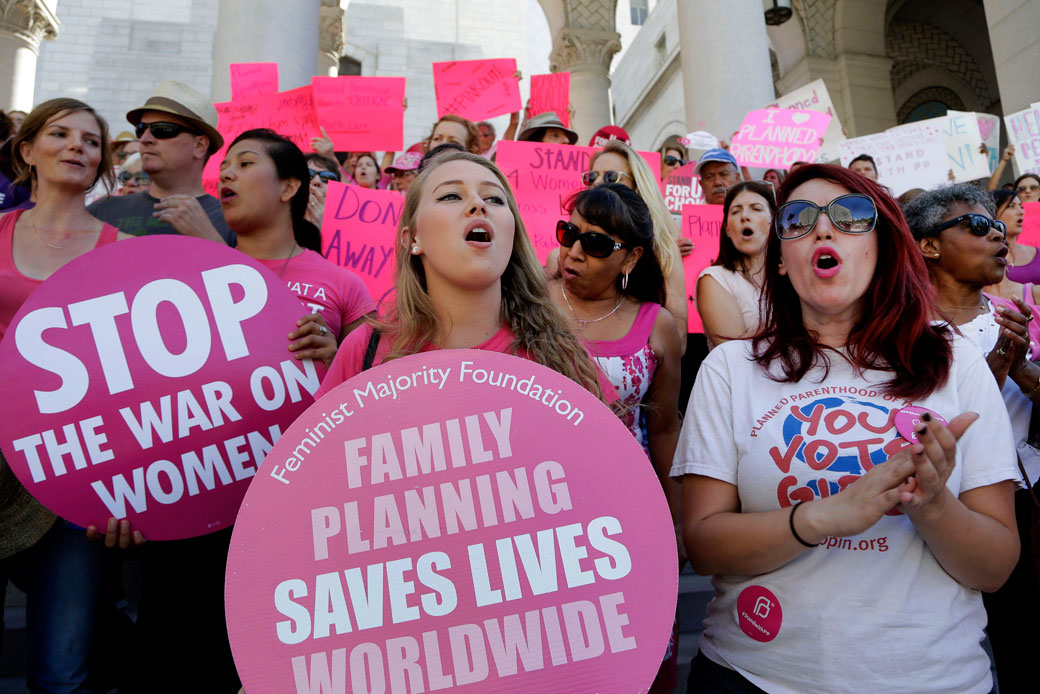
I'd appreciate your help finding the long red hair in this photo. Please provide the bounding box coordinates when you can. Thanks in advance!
[752,164,951,400]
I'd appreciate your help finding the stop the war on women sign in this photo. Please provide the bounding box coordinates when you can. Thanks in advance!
[225,350,678,694]
[0,236,322,540]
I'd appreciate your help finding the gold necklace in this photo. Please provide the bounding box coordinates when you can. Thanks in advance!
[31,212,65,250]
[561,285,624,326]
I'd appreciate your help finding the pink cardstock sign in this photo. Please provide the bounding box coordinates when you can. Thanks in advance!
[681,204,725,333]
[230,62,279,101]
[312,76,406,152]
[657,162,704,213]
[321,181,403,310]
[527,73,571,128]
[1020,202,1040,248]
[433,58,522,121]
[496,141,661,263]
[225,349,678,694]
[730,108,832,170]
[0,236,323,540]
[203,86,324,196]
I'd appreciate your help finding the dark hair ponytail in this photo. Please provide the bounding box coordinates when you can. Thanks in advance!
[230,128,322,252]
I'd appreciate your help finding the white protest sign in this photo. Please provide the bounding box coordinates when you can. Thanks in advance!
[975,113,1001,173]
[839,120,948,195]
[1005,106,1040,176]
[769,79,845,163]
[941,112,990,182]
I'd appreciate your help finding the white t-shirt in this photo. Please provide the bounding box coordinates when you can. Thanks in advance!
[671,335,1018,694]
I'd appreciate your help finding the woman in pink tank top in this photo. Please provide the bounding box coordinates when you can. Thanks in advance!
[548,183,682,694]
[0,98,132,694]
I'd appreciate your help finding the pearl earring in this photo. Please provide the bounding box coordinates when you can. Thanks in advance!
[411,244,420,254]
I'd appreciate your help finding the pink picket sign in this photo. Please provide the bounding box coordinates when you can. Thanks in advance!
[320,181,403,311]
[527,73,571,127]
[1021,201,1040,247]
[730,108,831,169]
[225,349,678,694]
[433,58,522,121]
[657,163,704,214]
[680,204,725,333]
[0,236,323,540]
[312,76,406,152]
[495,141,661,264]
[229,62,279,101]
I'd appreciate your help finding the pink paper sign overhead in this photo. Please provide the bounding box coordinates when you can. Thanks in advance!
[321,181,403,309]
[230,62,279,101]
[527,73,571,127]
[312,76,406,152]
[225,349,678,694]
[203,86,325,196]
[0,236,323,540]
[496,140,661,263]
[433,58,522,121]
[1020,202,1040,248]
[657,162,704,214]
[680,204,725,333]
[730,108,832,170]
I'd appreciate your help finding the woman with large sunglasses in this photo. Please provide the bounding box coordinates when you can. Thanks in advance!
[904,183,1040,692]
[303,152,341,227]
[673,165,1019,694]
[548,182,682,691]
[545,140,688,352]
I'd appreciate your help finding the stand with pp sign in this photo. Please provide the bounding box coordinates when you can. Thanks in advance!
[0,236,322,540]
[225,350,678,693]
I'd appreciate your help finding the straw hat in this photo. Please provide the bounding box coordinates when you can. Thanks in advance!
[126,80,223,154]
[518,112,579,145]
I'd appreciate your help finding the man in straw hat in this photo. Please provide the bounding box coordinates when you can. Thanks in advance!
[89,80,234,244]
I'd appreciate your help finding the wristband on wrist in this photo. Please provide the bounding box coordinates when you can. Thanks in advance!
[1021,371,1040,399]
[789,501,817,548]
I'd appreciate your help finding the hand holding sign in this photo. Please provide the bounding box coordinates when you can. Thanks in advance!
[0,236,322,540]
[433,58,522,121]
[225,350,678,694]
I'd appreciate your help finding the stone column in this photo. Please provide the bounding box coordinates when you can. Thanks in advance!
[675,0,774,138]
[211,0,320,102]
[317,0,344,78]
[983,0,1040,114]
[0,0,59,111]
[549,27,621,144]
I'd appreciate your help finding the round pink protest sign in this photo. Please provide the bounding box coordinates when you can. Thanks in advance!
[225,350,678,693]
[0,236,323,540]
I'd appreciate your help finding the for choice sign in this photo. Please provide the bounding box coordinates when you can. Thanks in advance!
[225,350,677,694]
[0,236,321,540]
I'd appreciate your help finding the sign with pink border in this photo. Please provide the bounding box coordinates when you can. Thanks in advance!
[225,349,678,693]
[0,236,322,540]
[320,181,403,310]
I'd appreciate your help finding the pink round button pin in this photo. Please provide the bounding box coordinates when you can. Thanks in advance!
[894,406,947,443]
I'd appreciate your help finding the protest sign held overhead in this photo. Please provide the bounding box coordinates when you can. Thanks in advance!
[1005,105,1040,175]
[311,76,406,152]
[0,236,321,540]
[225,349,678,694]
[321,182,403,309]
[527,73,571,127]
[768,79,846,162]
[680,204,724,333]
[839,119,948,195]
[433,58,522,122]
[730,108,831,169]
[496,141,660,263]
[975,113,1002,173]
[229,63,279,101]
[1020,201,1040,247]
[937,112,990,182]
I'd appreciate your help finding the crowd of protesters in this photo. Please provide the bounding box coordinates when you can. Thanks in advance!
[0,65,1038,694]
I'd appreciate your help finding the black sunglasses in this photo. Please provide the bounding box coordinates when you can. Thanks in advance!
[135,121,201,140]
[775,193,878,240]
[930,213,1006,238]
[581,170,631,187]
[309,169,340,184]
[663,155,686,167]
[556,220,627,258]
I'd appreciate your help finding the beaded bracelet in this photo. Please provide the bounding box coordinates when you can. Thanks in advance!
[789,501,816,548]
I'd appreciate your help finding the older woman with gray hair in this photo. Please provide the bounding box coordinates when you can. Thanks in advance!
[904,183,1038,691]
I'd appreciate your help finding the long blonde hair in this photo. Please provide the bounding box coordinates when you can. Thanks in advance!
[592,140,679,275]
[380,151,606,401]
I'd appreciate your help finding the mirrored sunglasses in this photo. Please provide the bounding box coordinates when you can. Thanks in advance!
[775,193,878,240]
[309,169,341,183]
[581,170,631,187]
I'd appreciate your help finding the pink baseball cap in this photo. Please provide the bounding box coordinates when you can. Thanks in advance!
[589,125,631,148]
[386,151,422,175]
